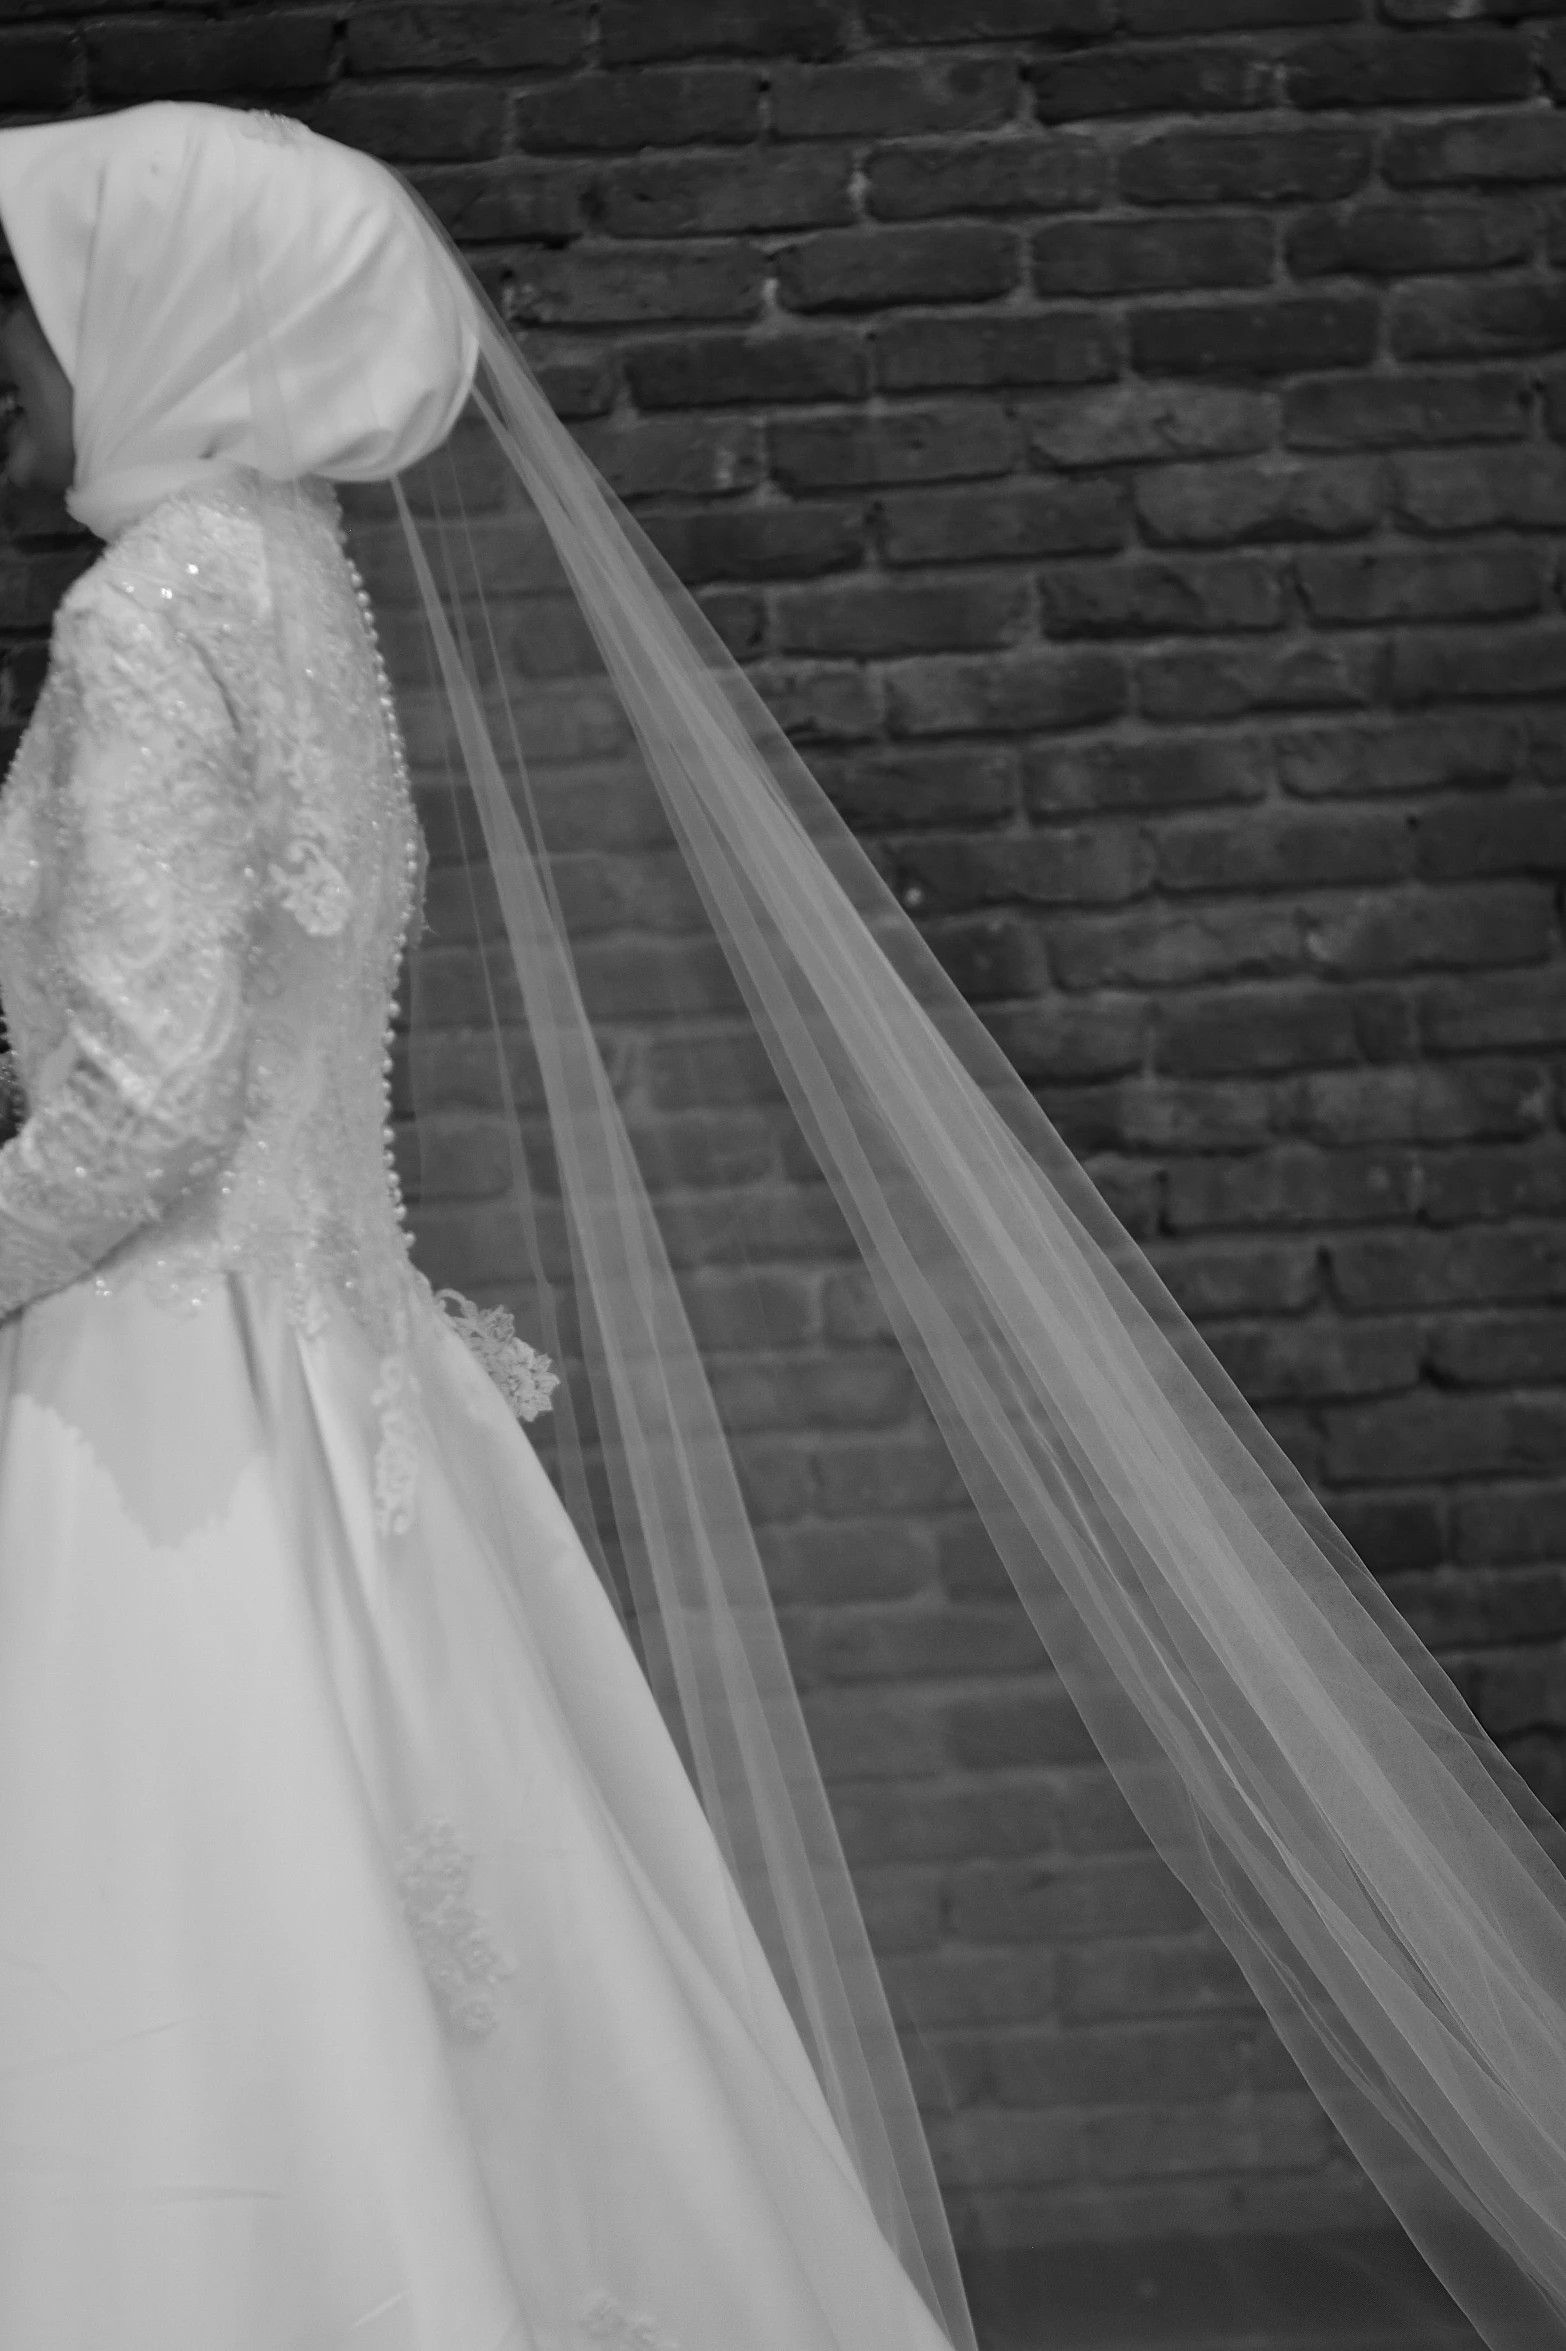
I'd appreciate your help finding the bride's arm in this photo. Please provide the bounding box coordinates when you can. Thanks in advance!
[0,580,254,1316]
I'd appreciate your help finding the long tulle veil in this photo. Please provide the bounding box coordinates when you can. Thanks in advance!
[6,99,1566,2351]
[367,231,1566,2350]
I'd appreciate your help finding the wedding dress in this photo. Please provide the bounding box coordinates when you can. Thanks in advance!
[0,467,951,2351]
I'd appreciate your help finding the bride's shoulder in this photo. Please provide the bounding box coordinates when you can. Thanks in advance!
[51,473,305,721]
[68,480,270,635]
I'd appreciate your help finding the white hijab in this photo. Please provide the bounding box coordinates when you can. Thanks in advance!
[0,102,477,539]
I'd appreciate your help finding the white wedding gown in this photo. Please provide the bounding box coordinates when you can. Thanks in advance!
[0,474,954,2351]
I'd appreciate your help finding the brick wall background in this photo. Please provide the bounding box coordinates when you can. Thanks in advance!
[4,0,1566,2274]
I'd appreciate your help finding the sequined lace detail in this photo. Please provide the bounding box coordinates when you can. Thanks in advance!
[0,472,439,1517]
[435,1288,558,1423]
[269,798,352,937]
[237,110,306,147]
[580,2295,681,2351]
[395,1819,515,2040]
[371,1349,421,1538]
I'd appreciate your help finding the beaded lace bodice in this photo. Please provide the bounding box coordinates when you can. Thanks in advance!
[0,470,421,1416]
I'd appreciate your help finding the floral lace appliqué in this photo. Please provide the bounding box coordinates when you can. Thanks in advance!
[237,110,307,147]
[269,800,352,937]
[371,1350,420,1537]
[581,2295,681,2351]
[396,1819,516,2040]
[435,1287,559,1422]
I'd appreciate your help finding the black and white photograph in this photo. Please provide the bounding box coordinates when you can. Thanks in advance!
[0,4,1561,2347]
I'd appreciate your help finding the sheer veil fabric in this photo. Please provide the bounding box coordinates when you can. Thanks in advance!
[0,99,1564,2349]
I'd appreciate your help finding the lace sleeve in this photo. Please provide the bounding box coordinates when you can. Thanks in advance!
[0,582,254,1317]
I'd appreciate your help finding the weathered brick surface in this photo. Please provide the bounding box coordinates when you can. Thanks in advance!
[6,0,1566,2273]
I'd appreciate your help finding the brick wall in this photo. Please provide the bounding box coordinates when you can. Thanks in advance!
[5,0,1566,2264]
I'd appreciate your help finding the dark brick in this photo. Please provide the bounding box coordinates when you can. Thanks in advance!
[1166,1147,1420,1241]
[875,313,1118,392]
[1152,1231,1326,1325]
[1123,0,1356,20]
[698,587,768,660]
[772,57,1019,138]
[1396,1564,1566,1654]
[1132,296,1377,381]
[527,338,618,418]
[515,67,760,152]
[313,80,506,162]
[812,744,1019,830]
[776,226,1019,314]
[1033,216,1273,298]
[1159,808,1409,891]
[1384,112,1566,188]
[770,405,1017,492]
[600,0,846,62]
[1032,41,1276,121]
[1119,126,1370,207]
[1026,735,1272,816]
[91,9,333,98]
[1138,637,1382,723]
[863,0,1113,36]
[1026,383,1273,468]
[0,26,71,107]
[982,1002,1150,1092]
[1451,1484,1566,1571]
[1274,713,1522,800]
[886,652,1127,738]
[1543,376,1566,445]
[1039,554,1284,638]
[644,502,868,583]
[1332,1227,1566,1314]
[892,826,1153,914]
[1286,200,1535,281]
[866,136,1107,221]
[1299,547,1546,627]
[744,662,879,743]
[1157,984,1361,1077]
[1420,1143,1566,1229]
[1543,208,1566,272]
[1283,371,1527,451]
[1422,966,1566,1056]
[1429,1316,1566,1382]
[880,481,1130,565]
[1540,21,1566,103]
[411,162,583,244]
[1211,1317,1422,1402]
[1335,1494,1446,1576]
[1389,622,1566,708]
[1326,1392,1566,1486]
[1051,899,1304,991]
[1311,884,1553,982]
[923,913,1052,1002]
[627,331,867,411]
[1136,456,1383,546]
[775,577,1030,659]
[1392,280,1566,363]
[1393,447,1566,533]
[589,150,853,239]
[1286,1057,1551,1142]
[1285,31,1531,109]
[511,245,765,327]
[1412,793,1566,881]
[575,415,763,502]
[348,0,588,70]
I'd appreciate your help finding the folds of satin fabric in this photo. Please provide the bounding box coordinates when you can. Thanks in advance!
[0,1272,952,2351]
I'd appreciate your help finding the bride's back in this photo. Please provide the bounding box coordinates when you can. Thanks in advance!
[0,468,420,1353]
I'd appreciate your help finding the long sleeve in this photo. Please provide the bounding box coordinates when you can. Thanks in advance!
[0,582,255,1318]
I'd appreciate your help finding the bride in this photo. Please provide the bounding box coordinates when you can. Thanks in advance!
[0,99,1562,2351]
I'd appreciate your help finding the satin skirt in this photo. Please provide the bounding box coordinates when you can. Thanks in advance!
[0,1272,950,2351]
